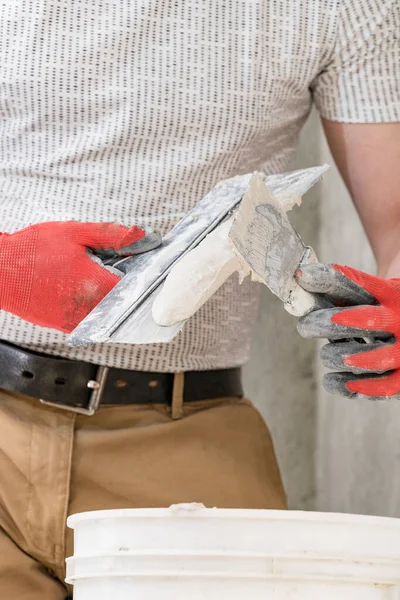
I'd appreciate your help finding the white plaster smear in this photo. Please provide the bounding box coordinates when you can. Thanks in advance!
[152,218,248,326]
[152,194,301,327]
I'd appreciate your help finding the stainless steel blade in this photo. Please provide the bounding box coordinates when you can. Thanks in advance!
[229,172,320,316]
[229,173,307,302]
[252,203,308,302]
[67,173,253,346]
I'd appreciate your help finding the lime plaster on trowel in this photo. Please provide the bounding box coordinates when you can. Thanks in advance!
[67,166,328,347]
[229,172,322,317]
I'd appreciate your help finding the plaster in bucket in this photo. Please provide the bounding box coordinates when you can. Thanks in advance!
[66,503,400,599]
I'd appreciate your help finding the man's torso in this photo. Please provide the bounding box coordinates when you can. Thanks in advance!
[0,0,336,371]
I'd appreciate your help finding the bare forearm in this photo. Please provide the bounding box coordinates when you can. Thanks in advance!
[322,119,400,277]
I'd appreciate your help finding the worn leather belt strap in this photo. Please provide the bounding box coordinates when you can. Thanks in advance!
[0,341,243,413]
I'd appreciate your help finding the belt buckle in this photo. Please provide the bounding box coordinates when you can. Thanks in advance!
[40,366,109,416]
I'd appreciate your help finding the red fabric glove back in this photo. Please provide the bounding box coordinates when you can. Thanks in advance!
[0,221,145,333]
[333,265,400,396]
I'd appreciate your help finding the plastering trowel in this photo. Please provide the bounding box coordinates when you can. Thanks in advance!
[229,172,324,317]
[67,166,329,347]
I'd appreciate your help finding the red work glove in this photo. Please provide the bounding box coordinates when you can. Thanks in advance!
[296,263,399,400]
[0,221,147,333]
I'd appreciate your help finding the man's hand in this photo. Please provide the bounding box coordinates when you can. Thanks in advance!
[0,221,148,333]
[310,122,400,400]
[296,263,400,400]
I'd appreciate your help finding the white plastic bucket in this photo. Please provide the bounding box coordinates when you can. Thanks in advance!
[66,503,400,599]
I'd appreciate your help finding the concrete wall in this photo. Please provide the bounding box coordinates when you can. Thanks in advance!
[244,110,400,517]
[316,122,400,518]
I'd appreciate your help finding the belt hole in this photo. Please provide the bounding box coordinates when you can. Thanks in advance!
[148,380,159,389]
[115,379,128,389]
[55,377,66,385]
[22,370,34,379]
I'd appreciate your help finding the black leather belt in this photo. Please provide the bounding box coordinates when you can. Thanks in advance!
[0,341,243,415]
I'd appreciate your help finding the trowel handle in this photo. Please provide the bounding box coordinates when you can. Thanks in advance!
[283,247,329,317]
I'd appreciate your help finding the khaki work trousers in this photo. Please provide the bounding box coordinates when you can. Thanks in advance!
[0,380,286,599]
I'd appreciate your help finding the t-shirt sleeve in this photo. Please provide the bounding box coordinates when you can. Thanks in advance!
[312,0,400,123]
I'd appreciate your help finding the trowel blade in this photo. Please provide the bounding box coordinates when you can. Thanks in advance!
[230,172,307,304]
[67,173,254,346]
[254,203,308,302]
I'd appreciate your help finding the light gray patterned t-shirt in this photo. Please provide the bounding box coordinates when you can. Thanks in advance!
[0,0,398,372]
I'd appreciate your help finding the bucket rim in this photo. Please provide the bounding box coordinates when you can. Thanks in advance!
[67,507,400,529]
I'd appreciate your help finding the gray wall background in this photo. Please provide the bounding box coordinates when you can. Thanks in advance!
[243,110,400,517]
